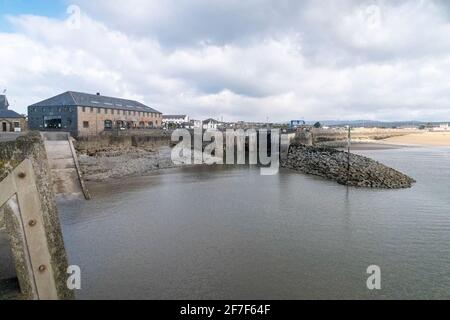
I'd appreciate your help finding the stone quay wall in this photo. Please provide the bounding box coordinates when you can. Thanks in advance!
[74,131,171,155]
[0,132,74,299]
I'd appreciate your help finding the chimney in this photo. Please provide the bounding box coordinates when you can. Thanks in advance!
[96,92,100,96]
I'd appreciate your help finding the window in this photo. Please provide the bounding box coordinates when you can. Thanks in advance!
[112,109,115,115]
[14,122,20,128]
[44,116,62,129]
[98,108,101,114]
[83,121,89,128]
[90,107,94,113]
[82,107,86,112]
[105,109,108,114]
[104,120,113,130]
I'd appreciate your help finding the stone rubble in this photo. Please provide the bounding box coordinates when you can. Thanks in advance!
[281,143,415,189]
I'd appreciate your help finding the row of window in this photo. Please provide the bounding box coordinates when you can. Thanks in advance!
[29,106,161,118]
[30,107,74,113]
[81,106,161,118]
[82,120,159,129]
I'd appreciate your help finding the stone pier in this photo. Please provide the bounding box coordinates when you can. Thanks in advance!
[0,132,74,300]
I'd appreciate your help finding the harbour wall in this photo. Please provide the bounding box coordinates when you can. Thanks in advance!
[282,143,415,189]
[0,132,74,299]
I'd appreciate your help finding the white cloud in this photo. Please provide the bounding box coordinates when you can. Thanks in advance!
[1,0,450,121]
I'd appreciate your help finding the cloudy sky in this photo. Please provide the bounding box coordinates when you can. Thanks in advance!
[1,0,450,122]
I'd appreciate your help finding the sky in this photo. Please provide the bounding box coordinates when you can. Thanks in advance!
[1,0,450,122]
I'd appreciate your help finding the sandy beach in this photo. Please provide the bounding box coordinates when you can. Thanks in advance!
[381,131,450,147]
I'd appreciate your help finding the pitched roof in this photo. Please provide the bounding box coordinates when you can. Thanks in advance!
[0,109,24,119]
[203,118,220,123]
[29,91,161,113]
[0,95,9,110]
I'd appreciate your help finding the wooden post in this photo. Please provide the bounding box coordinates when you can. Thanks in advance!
[0,159,59,299]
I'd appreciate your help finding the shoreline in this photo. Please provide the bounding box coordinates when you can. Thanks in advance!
[380,131,450,147]
[76,132,450,184]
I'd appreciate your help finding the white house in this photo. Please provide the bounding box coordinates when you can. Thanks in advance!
[162,115,189,126]
[203,118,220,130]
[189,119,202,129]
[431,123,450,131]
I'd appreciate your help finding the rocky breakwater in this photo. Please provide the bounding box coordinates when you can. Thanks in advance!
[282,144,415,189]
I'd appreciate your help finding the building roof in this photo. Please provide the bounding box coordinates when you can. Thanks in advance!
[0,109,24,119]
[0,95,9,110]
[163,115,187,119]
[29,91,161,113]
[203,118,220,123]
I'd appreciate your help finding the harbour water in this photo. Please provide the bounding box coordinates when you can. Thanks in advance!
[59,146,450,299]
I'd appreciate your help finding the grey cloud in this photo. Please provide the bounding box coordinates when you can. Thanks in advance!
[2,0,450,122]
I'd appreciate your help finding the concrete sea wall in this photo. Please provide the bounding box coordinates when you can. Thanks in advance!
[282,144,415,189]
[0,132,74,299]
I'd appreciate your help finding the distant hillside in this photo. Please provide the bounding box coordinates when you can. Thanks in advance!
[303,120,449,128]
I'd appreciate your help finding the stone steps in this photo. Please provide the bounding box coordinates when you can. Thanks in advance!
[43,135,84,199]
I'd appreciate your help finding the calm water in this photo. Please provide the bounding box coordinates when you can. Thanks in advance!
[59,147,450,299]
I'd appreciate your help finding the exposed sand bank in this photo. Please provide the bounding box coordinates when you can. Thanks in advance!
[381,131,450,147]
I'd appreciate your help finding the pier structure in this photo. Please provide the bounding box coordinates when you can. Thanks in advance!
[0,132,75,300]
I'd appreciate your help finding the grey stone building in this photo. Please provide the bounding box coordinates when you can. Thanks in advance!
[28,91,162,137]
[0,95,27,132]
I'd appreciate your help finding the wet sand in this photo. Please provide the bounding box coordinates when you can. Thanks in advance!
[346,143,405,150]
[382,131,450,147]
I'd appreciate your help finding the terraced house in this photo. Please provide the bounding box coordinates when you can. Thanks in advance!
[28,91,162,137]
